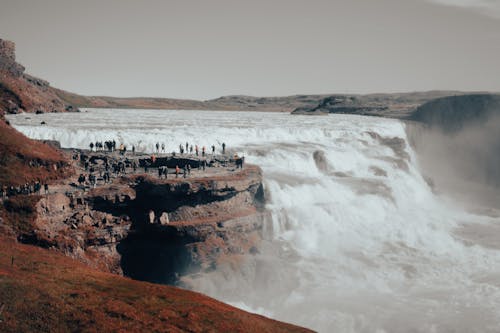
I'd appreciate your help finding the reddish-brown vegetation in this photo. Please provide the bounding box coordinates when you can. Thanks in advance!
[0,120,72,186]
[0,236,312,333]
[0,195,39,235]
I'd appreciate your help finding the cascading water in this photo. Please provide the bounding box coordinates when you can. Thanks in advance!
[7,109,500,332]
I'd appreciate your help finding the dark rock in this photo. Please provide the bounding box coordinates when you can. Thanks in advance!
[409,94,500,132]
[0,39,25,76]
[313,150,329,173]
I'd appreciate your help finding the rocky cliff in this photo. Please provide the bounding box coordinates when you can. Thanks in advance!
[406,94,500,209]
[409,94,500,131]
[20,161,266,286]
[0,39,24,77]
[0,39,78,116]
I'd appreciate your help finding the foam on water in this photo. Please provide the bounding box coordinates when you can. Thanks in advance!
[7,109,500,332]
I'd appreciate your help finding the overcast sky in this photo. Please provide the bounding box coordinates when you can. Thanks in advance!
[1,0,499,100]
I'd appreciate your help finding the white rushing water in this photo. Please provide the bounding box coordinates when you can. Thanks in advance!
[7,109,500,332]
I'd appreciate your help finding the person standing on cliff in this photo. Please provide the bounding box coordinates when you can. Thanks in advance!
[161,143,165,153]
[212,145,215,155]
[222,142,226,154]
[195,145,199,156]
[202,146,206,157]
[89,142,94,152]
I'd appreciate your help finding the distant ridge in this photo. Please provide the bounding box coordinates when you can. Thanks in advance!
[1,37,498,118]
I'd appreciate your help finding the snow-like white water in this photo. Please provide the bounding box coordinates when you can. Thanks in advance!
[7,109,500,332]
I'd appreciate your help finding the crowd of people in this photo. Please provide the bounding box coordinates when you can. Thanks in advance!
[0,181,49,199]
[153,141,227,157]
[1,140,242,200]
[87,140,229,158]
[89,140,137,156]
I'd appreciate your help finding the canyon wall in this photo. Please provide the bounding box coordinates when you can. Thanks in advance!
[29,164,266,285]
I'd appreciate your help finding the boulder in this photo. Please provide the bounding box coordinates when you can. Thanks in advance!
[159,212,170,225]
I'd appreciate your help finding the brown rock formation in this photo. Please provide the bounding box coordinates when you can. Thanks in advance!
[0,38,77,116]
[0,39,24,77]
[19,159,266,285]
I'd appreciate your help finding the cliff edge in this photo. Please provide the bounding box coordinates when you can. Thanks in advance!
[409,94,500,131]
[0,39,78,116]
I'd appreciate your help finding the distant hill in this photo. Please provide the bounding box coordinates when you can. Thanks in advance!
[2,36,500,121]
[289,91,494,119]
[52,89,330,112]
[4,37,496,117]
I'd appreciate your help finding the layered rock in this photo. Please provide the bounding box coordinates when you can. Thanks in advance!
[30,164,266,284]
[0,39,25,77]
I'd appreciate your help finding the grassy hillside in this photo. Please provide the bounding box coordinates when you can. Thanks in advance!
[0,235,312,333]
[0,120,71,186]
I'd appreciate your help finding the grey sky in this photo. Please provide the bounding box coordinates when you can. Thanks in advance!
[1,0,499,100]
[426,0,500,18]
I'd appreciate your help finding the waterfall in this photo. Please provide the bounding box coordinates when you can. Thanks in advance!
[7,109,500,332]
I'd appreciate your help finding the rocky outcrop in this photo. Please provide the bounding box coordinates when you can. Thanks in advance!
[409,94,500,132]
[293,95,388,116]
[29,164,266,285]
[0,38,78,116]
[0,39,25,77]
[406,94,500,209]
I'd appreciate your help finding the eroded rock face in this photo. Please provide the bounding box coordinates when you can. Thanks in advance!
[31,165,266,284]
[34,189,132,273]
[0,39,25,77]
[0,38,78,116]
